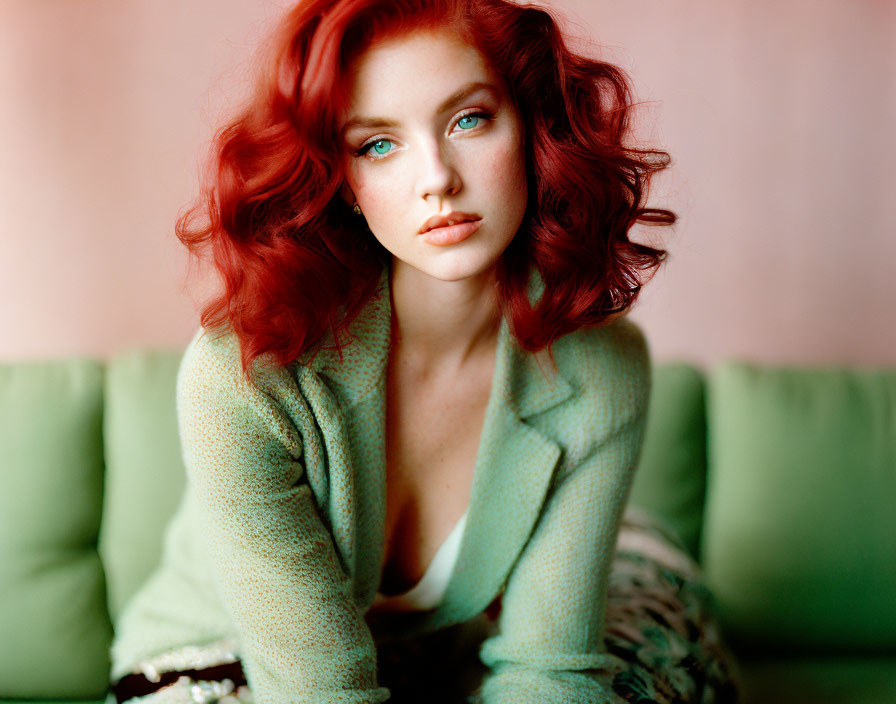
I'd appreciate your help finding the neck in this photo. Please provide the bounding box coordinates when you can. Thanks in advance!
[389,260,502,372]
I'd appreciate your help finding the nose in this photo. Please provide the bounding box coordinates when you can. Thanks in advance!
[416,140,462,203]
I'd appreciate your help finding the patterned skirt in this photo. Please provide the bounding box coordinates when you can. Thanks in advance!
[109,506,741,703]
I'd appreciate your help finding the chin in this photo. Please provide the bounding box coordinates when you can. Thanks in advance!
[406,255,500,283]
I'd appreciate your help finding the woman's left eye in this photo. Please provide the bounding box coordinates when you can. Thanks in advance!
[455,111,490,130]
[355,110,494,161]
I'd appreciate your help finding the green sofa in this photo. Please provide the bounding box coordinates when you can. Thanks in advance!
[2,349,895,703]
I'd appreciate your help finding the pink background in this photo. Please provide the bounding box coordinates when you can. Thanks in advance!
[2,0,894,367]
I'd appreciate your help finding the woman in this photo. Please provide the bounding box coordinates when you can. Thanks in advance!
[108,0,738,702]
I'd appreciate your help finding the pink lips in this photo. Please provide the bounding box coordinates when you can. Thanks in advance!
[418,211,482,235]
[420,218,482,246]
[418,211,483,246]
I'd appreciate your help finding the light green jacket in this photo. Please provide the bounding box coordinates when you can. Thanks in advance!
[110,269,651,703]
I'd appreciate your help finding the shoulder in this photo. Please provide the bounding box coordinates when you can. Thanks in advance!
[554,315,650,372]
[176,326,305,460]
[178,325,298,400]
[521,317,651,490]
[177,326,259,411]
[552,315,651,413]
[177,325,242,391]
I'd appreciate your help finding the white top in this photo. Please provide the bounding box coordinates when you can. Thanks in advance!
[373,511,468,611]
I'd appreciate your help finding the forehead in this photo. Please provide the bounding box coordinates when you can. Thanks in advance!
[340,28,501,118]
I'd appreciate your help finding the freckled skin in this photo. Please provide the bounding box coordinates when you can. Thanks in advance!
[338,28,528,283]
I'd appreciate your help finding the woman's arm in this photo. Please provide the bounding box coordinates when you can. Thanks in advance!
[176,330,390,704]
[477,322,651,704]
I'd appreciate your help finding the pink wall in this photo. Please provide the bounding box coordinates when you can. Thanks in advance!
[1,0,894,367]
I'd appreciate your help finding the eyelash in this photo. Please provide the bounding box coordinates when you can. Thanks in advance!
[353,109,495,161]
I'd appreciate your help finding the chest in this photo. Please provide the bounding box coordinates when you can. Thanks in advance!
[377,360,493,596]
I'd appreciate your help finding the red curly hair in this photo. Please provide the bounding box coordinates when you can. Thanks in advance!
[176,0,674,374]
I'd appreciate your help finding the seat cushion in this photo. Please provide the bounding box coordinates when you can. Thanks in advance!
[703,362,896,654]
[629,363,707,558]
[0,359,111,700]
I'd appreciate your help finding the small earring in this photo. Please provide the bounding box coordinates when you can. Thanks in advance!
[352,203,362,215]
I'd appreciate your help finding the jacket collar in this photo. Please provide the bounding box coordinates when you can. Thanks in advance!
[308,266,575,415]
[304,267,393,408]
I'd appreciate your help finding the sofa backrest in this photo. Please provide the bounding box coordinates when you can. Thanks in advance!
[0,359,111,700]
[98,349,186,622]
[0,350,187,701]
[629,362,708,559]
[702,362,896,656]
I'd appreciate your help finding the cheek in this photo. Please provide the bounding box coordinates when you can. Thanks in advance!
[347,160,401,206]
[486,120,525,185]
[485,139,527,206]
[355,178,404,227]
[488,137,528,238]
[349,171,407,241]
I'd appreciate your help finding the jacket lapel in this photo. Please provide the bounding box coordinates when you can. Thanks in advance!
[429,316,574,628]
[295,269,392,603]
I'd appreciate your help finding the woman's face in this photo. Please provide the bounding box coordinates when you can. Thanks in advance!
[338,28,527,283]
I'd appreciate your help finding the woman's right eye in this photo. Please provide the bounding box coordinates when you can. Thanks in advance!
[355,138,394,160]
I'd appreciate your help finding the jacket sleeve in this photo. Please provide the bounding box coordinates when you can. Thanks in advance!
[477,322,651,703]
[176,330,390,704]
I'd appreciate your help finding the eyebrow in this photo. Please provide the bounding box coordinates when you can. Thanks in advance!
[340,81,500,136]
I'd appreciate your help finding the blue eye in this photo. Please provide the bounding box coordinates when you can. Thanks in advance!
[355,138,393,159]
[457,114,480,129]
[354,138,393,159]
[453,110,494,132]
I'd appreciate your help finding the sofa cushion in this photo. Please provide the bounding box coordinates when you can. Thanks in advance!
[0,359,111,700]
[98,349,186,623]
[629,363,707,558]
[703,362,896,654]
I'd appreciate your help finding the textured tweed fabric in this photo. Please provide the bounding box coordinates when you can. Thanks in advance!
[110,268,656,703]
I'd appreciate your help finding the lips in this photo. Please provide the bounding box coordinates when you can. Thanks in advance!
[418,211,482,235]
[420,218,482,246]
